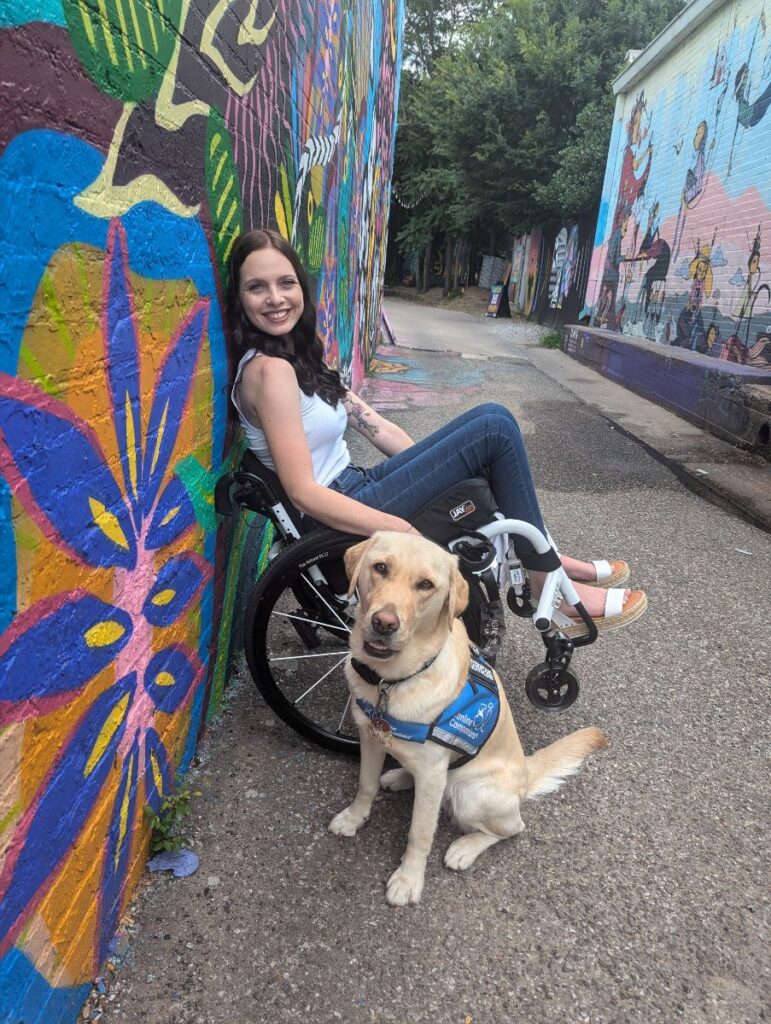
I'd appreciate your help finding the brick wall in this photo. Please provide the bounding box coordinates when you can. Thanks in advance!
[584,0,771,368]
[0,2,404,1020]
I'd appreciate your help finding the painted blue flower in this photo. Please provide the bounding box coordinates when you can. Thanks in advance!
[0,220,212,969]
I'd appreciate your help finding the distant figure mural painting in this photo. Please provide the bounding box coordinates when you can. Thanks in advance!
[613,92,654,246]
[597,212,631,330]
[730,226,770,357]
[735,60,771,126]
[675,242,714,353]
[597,92,654,330]
[672,120,708,261]
[727,59,771,175]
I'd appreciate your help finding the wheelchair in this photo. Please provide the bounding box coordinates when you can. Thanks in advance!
[215,450,598,755]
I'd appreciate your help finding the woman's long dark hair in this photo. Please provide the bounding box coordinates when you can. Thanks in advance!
[226,229,347,406]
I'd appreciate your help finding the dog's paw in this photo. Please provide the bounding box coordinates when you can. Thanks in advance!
[328,806,366,837]
[385,867,424,906]
[380,768,414,791]
[443,836,483,871]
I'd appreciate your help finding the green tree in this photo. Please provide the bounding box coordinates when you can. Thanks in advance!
[390,0,687,279]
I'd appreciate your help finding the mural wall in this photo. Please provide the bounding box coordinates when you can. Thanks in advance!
[0,1,403,1021]
[584,0,771,367]
[508,217,594,326]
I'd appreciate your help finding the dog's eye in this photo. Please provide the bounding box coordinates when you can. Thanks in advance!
[417,578,434,590]
[373,561,388,576]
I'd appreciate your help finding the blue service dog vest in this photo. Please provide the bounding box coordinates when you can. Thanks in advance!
[355,650,500,765]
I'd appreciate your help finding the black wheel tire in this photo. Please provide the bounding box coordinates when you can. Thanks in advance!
[244,530,365,755]
[525,662,579,711]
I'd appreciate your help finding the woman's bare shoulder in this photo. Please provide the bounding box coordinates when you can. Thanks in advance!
[241,353,298,391]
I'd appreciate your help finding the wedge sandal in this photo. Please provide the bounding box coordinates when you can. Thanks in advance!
[583,559,630,588]
[553,588,648,639]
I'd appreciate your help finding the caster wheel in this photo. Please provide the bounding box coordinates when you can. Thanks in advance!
[525,663,579,711]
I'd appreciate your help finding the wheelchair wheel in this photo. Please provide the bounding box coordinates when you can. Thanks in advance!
[244,530,364,755]
[525,662,579,711]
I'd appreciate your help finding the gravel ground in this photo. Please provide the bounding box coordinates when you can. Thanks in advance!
[99,341,770,1024]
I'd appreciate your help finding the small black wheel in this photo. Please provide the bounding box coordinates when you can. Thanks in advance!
[244,530,364,755]
[525,662,579,712]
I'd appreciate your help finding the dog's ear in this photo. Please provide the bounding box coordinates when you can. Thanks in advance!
[344,536,377,597]
[447,561,469,621]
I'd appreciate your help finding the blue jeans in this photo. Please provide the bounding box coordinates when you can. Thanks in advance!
[329,403,546,549]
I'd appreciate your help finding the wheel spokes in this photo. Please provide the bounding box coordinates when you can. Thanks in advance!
[269,650,349,662]
[335,692,354,736]
[293,654,349,704]
[298,572,351,631]
[274,610,351,633]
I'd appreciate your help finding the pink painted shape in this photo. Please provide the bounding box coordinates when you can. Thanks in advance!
[359,377,479,411]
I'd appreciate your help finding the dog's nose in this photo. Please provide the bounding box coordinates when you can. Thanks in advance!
[372,605,400,634]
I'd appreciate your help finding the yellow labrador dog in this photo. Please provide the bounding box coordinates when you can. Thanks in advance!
[329,531,607,906]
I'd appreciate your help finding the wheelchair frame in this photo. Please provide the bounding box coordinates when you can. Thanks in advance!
[216,453,598,754]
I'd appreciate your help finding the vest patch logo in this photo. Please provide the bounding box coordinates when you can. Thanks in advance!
[469,658,495,683]
[449,500,475,521]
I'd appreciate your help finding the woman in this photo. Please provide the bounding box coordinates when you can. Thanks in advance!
[227,229,647,632]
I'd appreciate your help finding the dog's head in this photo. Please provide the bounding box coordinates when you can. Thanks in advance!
[344,531,469,663]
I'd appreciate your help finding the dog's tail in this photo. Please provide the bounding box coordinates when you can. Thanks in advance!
[524,727,608,800]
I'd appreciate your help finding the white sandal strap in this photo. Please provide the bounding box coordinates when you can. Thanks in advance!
[592,559,612,582]
[604,588,626,619]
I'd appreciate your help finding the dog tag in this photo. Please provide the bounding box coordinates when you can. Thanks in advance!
[372,717,391,733]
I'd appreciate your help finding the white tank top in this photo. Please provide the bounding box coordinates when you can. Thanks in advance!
[231,350,351,487]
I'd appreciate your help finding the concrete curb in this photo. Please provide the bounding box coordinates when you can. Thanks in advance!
[523,344,771,535]
[560,324,771,452]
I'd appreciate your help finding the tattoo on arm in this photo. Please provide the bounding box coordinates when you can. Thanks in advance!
[345,395,380,438]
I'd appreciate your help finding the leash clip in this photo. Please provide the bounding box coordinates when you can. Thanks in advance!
[370,684,392,734]
[376,683,392,714]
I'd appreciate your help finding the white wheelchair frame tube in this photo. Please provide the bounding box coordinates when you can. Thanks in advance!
[476,519,581,633]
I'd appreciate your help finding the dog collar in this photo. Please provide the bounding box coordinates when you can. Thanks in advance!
[349,651,441,689]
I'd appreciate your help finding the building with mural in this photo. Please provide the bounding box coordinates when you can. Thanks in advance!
[584,0,771,367]
[0,2,403,1021]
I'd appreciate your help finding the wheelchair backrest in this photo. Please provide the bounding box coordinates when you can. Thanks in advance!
[214,449,309,540]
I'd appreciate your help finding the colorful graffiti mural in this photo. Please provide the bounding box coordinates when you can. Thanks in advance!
[509,217,594,326]
[586,0,771,367]
[0,1,403,1021]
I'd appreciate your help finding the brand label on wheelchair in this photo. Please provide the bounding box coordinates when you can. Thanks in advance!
[298,552,328,568]
[449,500,475,521]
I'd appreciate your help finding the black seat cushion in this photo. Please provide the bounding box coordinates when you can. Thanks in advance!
[412,478,498,545]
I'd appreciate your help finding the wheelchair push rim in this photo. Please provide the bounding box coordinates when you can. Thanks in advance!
[245,531,364,755]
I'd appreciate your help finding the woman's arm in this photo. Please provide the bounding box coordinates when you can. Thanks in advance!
[239,357,417,535]
[343,390,414,456]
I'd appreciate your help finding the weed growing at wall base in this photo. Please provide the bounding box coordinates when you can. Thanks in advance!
[144,786,192,854]
[540,329,563,349]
